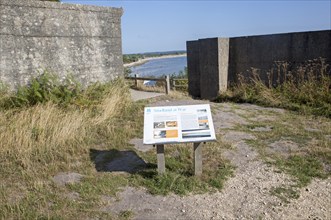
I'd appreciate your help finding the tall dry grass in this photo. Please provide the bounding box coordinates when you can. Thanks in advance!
[0,78,132,175]
[217,58,331,117]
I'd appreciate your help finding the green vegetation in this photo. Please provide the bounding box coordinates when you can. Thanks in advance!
[170,67,188,92]
[123,54,145,64]
[216,58,331,118]
[119,210,134,220]
[270,186,300,204]
[1,72,83,108]
[131,142,233,195]
[0,72,232,219]
[236,108,331,203]
[275,155,328,187]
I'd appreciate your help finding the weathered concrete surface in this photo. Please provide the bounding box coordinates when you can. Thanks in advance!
[187,38,229,100]
[0,0,123,89]
[198,38,219,100]
[228,30,331,85]
[187,30,331,99]
[218,38,229,92]
[186,40,200,98]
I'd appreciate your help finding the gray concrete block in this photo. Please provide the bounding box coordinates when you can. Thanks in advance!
[199,38,219,100]
[187,30,331,99]
[186,40,200,97]
[0,0,123,89]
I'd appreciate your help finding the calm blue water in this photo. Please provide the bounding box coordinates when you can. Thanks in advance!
[130,56,187,77]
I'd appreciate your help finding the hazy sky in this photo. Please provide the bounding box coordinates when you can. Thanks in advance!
[61,0,331,54]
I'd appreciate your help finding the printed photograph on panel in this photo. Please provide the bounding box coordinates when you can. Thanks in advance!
[154,130,166,138]
[154,122,165,129]
[166,121,178,128]
[166,130,178,138]
[198,116,209,129]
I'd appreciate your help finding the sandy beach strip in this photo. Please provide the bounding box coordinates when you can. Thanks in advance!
[124,54,187,68]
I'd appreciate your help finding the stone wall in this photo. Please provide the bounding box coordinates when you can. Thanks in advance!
[0,0,123,89]
[187,30,331,99]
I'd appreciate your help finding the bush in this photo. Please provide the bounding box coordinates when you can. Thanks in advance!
[0,71,130,110]
[0,71,82,108]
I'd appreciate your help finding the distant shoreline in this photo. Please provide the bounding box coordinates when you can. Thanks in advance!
[124,54,187,68]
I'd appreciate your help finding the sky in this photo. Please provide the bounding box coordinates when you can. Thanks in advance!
[61,0,331,54]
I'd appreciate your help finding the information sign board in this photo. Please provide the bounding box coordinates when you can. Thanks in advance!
[143,104,216,144]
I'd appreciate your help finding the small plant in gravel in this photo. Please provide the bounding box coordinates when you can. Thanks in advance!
[119,210,134,220]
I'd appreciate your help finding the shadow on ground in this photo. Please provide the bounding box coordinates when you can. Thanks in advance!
[90,149,149,174]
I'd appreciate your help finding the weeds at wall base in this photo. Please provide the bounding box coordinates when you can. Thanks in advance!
[216,58,331,118]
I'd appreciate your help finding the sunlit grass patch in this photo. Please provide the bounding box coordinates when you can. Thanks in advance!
[131,142,234,196]
[238,106,331,202]
[0,75,140,219]
[274,155,328,187]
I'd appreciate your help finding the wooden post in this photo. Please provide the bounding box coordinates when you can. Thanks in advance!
[193,142,203,176]
[165,75,170,95]
[156,144,165,174]
[172,79,176,91]
[135,74,139,88]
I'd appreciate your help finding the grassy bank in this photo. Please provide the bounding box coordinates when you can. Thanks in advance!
[0,73,231,219]
[215,58,331,202]
[0,74,138,218]
[216,58,331,118]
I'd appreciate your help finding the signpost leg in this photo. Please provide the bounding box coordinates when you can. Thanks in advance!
[193,142,203,176]
[135,74,139,88]
[156,144,165,174]
[165,75,170,95]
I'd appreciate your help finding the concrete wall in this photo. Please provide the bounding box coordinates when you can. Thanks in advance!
[186,40,200,98]
[198,38,219,100]
[0,0,123,89]
[187,30,331,99]
[228,30,331,85]
[186,38,229,99]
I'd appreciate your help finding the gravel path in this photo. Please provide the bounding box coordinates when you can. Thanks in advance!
[130,89,164,101]
[102,97,331,220]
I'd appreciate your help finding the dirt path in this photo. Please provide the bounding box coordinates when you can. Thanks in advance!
[103,97,331,220]
[130,89,164,101]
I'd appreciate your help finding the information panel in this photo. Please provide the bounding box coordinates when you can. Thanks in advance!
[143,104,216,144]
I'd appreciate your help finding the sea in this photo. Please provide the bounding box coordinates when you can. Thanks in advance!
[129,56,187,78]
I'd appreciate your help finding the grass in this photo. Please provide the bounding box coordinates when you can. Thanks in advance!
[234,106,331,203]
[0,73,139,219]
[270,185,300,204]
[119,210,134,220]
[3,64,328,216]
[274,155,328,187]
[130,142,234,196]
[216,58,331,118]
[214,58,331,202]
[0,73,233,219]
